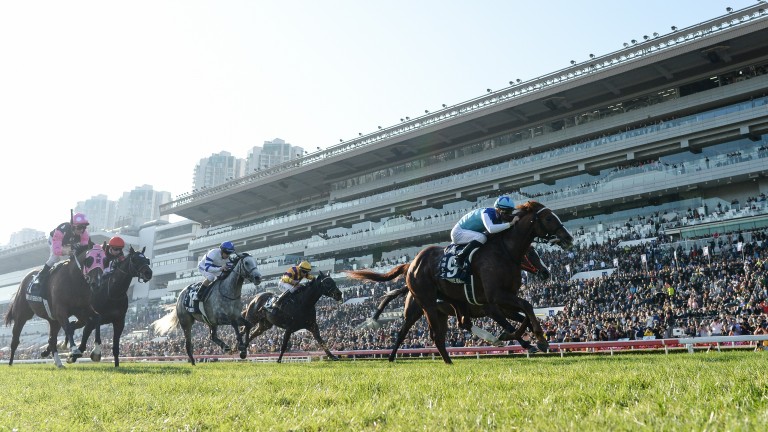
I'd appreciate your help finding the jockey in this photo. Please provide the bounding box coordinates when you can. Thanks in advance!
[451,196,550,279]
[37,212,92,286]
[198,241,237,291]
[103,236,126,276]
[273,261,314,307]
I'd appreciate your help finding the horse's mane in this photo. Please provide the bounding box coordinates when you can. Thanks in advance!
[516,200,544,213]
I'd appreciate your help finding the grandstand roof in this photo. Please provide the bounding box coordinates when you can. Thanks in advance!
[162,6,768,228]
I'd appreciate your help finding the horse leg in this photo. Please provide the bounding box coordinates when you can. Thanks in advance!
[232,317,251,359]
[63,318,84,363]
[208,326,232,354]
[482,304,532,349]
[111,317,126,367]
[277,329,293,363]
[389,300,423,362]
[308,321,338,361]
[513,297,549,352]
[46,322,64,368]
[77,319,96,362]
[182,322,196,365]
[422,306,452,364]
[8,316,31,367]
[92,314,102,363]
[246,319,272,345]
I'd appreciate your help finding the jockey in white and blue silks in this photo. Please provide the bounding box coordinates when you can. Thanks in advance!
[450,196,515,270]
[198,241,237,288]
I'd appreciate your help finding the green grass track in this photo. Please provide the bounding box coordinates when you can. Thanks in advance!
[0,351,766,431]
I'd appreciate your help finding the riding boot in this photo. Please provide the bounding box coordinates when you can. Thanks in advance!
[37,265,51,286]
[526,247,551,281]
[456,240,483,272]
[198,279,212,302]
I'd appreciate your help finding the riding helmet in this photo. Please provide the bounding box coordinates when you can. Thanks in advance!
[493,195,515,209]
[108,236,125,248]
[299,261,312,272]
[220,241,236,254]
[72,213,90,226]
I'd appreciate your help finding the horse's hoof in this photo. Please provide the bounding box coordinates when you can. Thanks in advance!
[517,339,532,350]
[527,346,540,354]
[40,351,50,359]
[536,341,549,352]
[239,351,247,360]
[329,355,339,361]
[66,356,75,364]
[90,353,102,362]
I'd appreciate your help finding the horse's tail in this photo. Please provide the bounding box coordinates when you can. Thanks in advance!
[345,263,410,283]
[151,310,179,335]
[4,278,30,326]
[372,286,409,321]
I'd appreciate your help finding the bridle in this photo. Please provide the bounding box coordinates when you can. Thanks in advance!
[114,252,152,283]
[498,205,566,260]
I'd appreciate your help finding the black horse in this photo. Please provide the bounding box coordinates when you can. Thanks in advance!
[347,201,573,364]
[4,245,105,367]
[242,272,343,363]
[71,246,152,367]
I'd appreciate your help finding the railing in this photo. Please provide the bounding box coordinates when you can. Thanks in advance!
[4,335,765,365]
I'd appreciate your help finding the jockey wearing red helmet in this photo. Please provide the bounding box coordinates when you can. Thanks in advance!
[104,236,126,275]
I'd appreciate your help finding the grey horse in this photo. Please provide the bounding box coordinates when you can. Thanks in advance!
[152,253,261,365]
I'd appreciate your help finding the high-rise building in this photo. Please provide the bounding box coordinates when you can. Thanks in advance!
[76,194,118,231]
[115,185,172,228]
[7,228,45,248]
[250,138,305,171]
[192,151,245,191]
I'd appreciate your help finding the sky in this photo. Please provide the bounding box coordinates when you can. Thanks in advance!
[0,0,758,246]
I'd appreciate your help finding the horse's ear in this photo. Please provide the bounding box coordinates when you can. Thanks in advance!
[319,270,326,278]
[129,246,135,254]
[102,241,107,249]
[141,246,146,254]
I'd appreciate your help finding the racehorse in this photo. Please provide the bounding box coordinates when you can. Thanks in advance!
[363,285,530,362]
[346,201,573,364]
[152,253,261,365]
[241,272,343,363]
[71,246,152,367]
[4,245,106,367]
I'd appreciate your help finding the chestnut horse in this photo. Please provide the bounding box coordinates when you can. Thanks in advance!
[4,245,106,367]
[363,285,530,362]
[346,201,573,364]
[72,246,152,367]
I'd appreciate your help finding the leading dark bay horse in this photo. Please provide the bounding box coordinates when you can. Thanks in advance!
[71,246,152,367]
[361,285,530,362]
[152,253,261,365]
[346,201,573,364]
[241,272,343,363]
[4,245,106,367]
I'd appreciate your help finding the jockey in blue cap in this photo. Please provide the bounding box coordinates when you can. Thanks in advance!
[197,241,237,301]
[451,196,550,279]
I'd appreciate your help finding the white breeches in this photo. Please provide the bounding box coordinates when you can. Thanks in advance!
[450,225,488,245]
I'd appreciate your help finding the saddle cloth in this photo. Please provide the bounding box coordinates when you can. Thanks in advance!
[25,278,45,303]
[440,244,471,284]
[25,261,65,303]
[183,283,203,314]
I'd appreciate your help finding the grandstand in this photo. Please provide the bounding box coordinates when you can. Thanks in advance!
[1,4,768,320]
[159,4,768,291]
